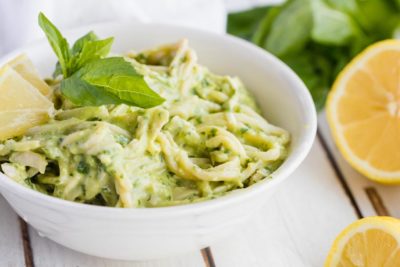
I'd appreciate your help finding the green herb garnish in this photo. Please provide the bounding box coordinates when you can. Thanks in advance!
[38,12,164,108]
[77,160,90,174]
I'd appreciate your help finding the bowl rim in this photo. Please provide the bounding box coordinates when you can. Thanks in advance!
[0,21,317,216]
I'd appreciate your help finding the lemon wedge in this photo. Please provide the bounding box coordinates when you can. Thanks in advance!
[327,40,400,184]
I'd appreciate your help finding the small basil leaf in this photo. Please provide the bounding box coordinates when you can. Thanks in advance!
[72,37,114,71]
[72,31,98,55]
[38,12,70,78]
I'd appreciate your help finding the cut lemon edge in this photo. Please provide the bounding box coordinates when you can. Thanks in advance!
[326,39,400,184]
[325,216,400,267]
[7,53,52,98]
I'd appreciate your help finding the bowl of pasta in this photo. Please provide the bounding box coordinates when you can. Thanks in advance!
[0,20,316,260]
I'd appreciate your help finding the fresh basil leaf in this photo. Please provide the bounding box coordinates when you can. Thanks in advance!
[61,76,123,106]
[38,12,70,78]
[252,6,283,46]
[265,0,313,57]
[61,57,165,108]
[227,6,270,41]
[72,37,114,71]
[53,34,112,78]
[326,0,399,39]
[80,58,164,108]
[72,31,98,55]
[311,0,359,45]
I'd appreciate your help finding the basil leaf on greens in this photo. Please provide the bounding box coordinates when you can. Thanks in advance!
[227,6,270,41]
[311,0,359,45]
[252,6,282,46]
[61,57,165,108]
[264,0,313,57]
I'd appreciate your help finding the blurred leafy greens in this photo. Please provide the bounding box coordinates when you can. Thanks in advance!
[228,0,400,110]
[38,12,164,108]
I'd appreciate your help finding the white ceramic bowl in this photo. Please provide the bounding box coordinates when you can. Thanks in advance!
[0,22,316,260]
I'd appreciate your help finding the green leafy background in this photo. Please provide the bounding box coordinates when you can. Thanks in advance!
[228,0,400,110]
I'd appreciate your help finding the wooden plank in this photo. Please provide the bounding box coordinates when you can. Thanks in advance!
[0,195,25,266]
[210,139,358,267]
[318,112,400,218]
[29,227,205,267]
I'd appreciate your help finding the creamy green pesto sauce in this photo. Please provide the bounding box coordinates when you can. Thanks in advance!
[0,41,290,208]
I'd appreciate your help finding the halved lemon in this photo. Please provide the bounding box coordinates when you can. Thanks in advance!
[0,65,53,140]
[325,216,400,267]
[327,40,400,184]
[7,53,52,97]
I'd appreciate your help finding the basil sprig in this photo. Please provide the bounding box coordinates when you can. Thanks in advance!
[38,12,164,108]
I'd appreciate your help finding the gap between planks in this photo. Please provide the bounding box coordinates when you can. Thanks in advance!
[20,218,214,267]
[201,247,216,267]
[317,130,363,219]
[19,218,34,267]
[318,127,391,218]
[365,187,390,216]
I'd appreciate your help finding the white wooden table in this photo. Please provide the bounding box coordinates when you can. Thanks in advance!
[1,1,398,265]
